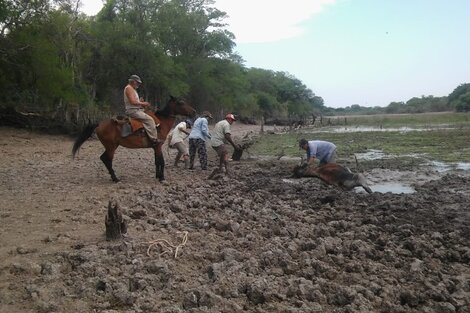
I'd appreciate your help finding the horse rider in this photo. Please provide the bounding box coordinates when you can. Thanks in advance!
[124,75,160,145]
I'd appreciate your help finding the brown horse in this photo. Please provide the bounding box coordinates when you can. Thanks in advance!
[292,163,372,193]
[72,96,195,182]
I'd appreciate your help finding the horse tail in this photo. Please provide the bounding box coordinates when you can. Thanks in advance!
[72,123,97,159]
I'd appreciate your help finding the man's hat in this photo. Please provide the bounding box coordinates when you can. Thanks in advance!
[185,119,193,128]
[225,113,236,121]
[201,111,213,119]
[129,75,142,83]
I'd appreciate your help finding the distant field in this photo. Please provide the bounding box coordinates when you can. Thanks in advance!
[322,111,470,128]
[251,112,470,163]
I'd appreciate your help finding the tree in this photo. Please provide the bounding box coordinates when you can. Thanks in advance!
[0,0,52,109]
[153,0,234,58]
[448,83,470,112]
[274,72,323,119]
[0,0,50,36]
[88,0,237,111]
[385,101,405,114]
[245,69,282,118]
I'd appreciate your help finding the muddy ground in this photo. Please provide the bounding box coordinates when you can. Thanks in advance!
[0,126,469,313]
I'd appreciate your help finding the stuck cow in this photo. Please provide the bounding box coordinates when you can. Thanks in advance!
[293,163,372,193]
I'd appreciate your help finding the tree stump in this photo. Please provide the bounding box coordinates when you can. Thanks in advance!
[232,134,257,161]
[105,200,127,240]
[231,148,244,161]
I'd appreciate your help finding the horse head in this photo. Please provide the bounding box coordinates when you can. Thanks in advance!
[292,162,309,178]
[157,96,196,117]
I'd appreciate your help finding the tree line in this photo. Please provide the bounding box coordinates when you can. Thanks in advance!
[1,0,469,133]
[325,95,450,116]
[0,0,325,132]
[325,83,470,116]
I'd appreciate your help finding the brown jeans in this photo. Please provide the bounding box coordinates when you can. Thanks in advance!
[213,144,228,157]
[126,109,158,141]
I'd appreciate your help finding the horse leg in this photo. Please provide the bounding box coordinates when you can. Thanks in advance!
[357,173,372,194]
[154,146,165,181]
[100,150,119,182]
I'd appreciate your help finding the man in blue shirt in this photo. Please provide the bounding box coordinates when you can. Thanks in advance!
[188,111,213,170]
[299,138,337,165]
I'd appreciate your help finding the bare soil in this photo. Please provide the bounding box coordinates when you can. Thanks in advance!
[0,126,469,313]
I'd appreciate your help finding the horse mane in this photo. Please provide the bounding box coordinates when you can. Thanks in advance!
[155,96,182,117]
[155,104,172,117]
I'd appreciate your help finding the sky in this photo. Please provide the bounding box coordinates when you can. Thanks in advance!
[80,0,470,108]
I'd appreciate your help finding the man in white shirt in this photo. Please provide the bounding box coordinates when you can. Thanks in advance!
[168,119,192,168]
[210,113,240,175]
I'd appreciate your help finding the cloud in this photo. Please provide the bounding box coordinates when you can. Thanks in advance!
[214,0,336,43]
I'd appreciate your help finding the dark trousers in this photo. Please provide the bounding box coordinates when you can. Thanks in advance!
[189,138,207,169]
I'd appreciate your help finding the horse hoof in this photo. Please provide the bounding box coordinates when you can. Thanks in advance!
[112,178,120,183]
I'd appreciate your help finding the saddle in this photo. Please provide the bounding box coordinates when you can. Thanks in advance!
[112,111,161,138]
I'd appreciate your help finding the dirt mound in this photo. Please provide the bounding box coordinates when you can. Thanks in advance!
[0,127,469,312]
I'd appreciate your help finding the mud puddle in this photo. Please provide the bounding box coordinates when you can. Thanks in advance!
[357,149,470,175]
[284,178,416,194]
[429,160,470,172]
[304,125,459,133]
[356,182,415,194]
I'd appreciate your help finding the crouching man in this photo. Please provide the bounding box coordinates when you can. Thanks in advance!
[168,119,192,168]
[298,138,337,165]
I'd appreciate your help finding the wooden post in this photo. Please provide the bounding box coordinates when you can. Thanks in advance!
[105,200,127,240]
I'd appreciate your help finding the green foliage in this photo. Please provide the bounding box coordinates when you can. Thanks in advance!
[154,0,234,58]
[1,0,468,132]
[0,0,50,35]
[405,96,449,113]
[0,14,74,110]
[454,92,470,112]
[449,83,470,112]
[240,68,323,119]
[328,95,453,116]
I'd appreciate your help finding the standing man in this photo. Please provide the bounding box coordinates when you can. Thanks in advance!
[124,75,160,145]
[168,119,192,168]
[210,113,240,175]
[188,111,213,170]
[299,138,337,165]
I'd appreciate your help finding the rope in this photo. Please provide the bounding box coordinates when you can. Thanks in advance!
[146,231,188,258]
